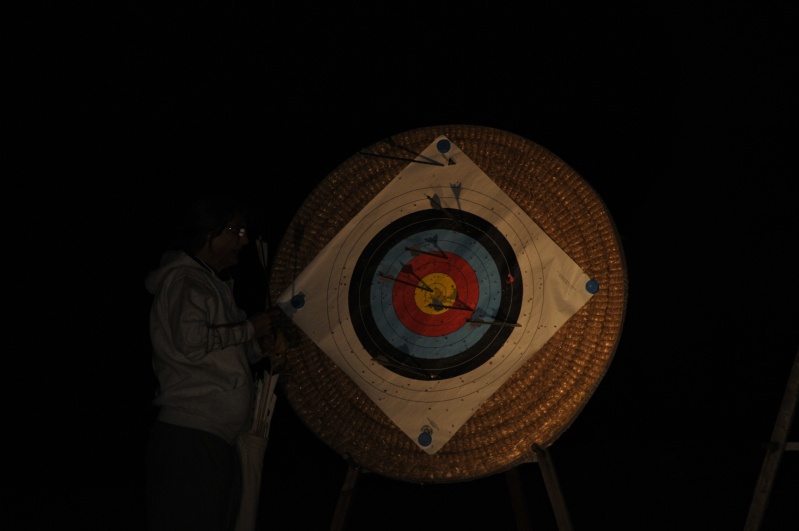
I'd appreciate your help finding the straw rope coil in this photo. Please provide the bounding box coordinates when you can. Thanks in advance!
[268,125,627,483]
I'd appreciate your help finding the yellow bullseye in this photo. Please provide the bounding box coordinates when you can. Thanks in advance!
[415,273,458,315]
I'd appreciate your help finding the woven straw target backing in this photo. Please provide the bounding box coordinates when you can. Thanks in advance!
[269,125,627,483]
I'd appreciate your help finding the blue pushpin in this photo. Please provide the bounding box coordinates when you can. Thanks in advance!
[436,139,451,154]
[290,293,306,309]
[585,279,599,294]
[418,431,433,447]
[418,425,433,447]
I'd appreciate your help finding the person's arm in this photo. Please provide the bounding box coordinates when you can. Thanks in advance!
[167,275,257,357]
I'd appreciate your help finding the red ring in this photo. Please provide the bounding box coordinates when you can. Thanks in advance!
[392,252,479,336]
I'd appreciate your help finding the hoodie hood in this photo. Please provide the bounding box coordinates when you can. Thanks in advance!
[145,250,199,295]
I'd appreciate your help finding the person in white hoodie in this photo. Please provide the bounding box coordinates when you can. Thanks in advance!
[144,193,286,531]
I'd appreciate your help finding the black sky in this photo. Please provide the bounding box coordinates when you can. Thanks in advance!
[29,3,798,530]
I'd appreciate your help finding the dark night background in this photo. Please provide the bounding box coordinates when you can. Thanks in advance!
[25,3,797,530]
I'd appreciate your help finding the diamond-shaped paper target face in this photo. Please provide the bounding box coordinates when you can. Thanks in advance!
[276,136,594,454]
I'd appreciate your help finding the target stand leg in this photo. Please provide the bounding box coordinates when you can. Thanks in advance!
[330,457,361,531]
[505,466,532,530]
[533,444,574,531]
[744,346,799,531]
[503,444,574,530]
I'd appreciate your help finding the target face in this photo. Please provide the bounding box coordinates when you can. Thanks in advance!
[276,135,594,454]
[350,209,522,381]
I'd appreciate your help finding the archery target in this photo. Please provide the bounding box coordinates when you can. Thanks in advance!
[276,134,595,455]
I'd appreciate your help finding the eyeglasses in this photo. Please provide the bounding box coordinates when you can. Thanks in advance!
[226,226,248,238]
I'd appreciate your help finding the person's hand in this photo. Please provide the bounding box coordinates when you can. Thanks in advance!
[250,308,291,354]
[247,312,274,338]
[258,328,288,355]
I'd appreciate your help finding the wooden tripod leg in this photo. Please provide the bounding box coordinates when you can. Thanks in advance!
[744,346,799,531]
[505,466,532,530]
[330,462,361,531]
[534,444,574,531]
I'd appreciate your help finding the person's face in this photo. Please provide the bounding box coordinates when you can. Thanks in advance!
[207,213,249,272]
